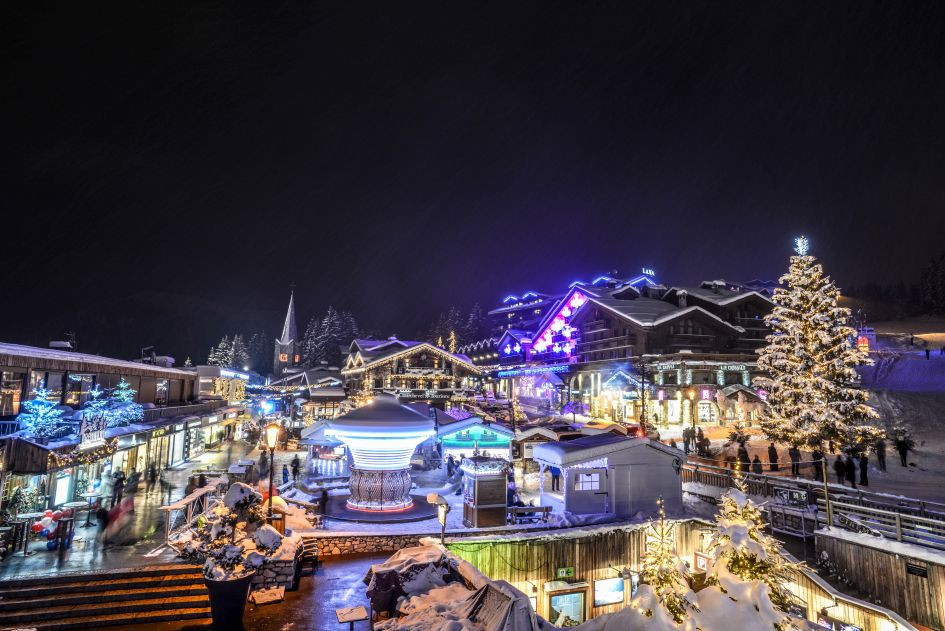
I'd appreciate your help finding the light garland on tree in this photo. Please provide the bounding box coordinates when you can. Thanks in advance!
[639,496,699,624]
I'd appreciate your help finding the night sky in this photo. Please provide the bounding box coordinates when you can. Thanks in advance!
[3,2,944,361]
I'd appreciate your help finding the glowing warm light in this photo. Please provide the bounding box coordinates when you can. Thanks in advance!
[264,423,281,450]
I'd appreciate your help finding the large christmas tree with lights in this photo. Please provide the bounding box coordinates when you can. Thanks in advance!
[17,388,67,438]
[755,237,881,449]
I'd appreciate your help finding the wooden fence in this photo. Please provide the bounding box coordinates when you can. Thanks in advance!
[157,476,227,547]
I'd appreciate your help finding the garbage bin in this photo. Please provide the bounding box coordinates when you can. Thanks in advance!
[57,517,75,550]
[267,512,285,535]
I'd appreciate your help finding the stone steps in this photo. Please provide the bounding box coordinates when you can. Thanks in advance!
[0,563,210,630]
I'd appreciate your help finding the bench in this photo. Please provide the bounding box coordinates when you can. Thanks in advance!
[507,506,552,524]
[299,535,319,574]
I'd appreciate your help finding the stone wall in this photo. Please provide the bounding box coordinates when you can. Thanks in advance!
[315,534,424,557]
[251,557,296,591]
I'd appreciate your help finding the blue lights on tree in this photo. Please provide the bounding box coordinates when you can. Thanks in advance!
[17,388,67,439]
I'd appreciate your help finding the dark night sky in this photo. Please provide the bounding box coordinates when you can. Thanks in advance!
[3,2,944,361]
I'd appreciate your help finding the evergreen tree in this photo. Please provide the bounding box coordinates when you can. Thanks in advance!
[706,472,796,625]
[184,357,193,368]
[106,378,143,426]
[301,316,321,368]
[463,303,488,343]
[639,497,699,624]
[17,388,67,438]
[339,311,360,349]
[231,334,250,370]
[208,335,233,367]
[920,253,945,314]
[315,306,345,365]
[448,330,458,354]
[755,237,881,449]
[247,331,268,373]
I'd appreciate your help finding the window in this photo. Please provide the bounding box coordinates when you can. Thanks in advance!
[64,373,94,406]
[155,379,169,406]
[0,371,26,416]
[574,472,600,491]
[279,353,288,362]
[293,354,300,363]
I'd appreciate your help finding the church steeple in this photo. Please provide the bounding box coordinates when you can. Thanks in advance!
[273,289,300,375]
[278,290,298,345]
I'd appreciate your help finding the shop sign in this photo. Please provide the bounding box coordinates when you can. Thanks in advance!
[152,428,166,437]
[79,414,106,450]
[718,364,746,372]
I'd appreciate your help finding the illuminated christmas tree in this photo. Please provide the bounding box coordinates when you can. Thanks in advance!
[106,378,143,426]
[756,237,881,449]
[17,388,67,438]
[448,330,457,353]
[638,497,698,624]
[705,472,797,628]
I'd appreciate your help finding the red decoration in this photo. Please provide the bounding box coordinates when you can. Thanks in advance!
[31,522,43,533]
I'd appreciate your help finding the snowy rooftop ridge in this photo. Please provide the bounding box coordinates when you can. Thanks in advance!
[533,434,682,466]
[0,342,194,377]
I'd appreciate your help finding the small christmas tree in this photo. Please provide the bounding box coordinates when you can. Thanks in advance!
[706,471,797,623]
[106,378,143,426]
[17,388,67,439]
[183,356,193,368]
[756,237,882,449]
[638,497,699,624]
[448,330,458,354]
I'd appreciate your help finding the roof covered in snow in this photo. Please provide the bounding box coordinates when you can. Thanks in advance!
[328,394,434,432]
[0,342,195,378]
[532,434,682,466]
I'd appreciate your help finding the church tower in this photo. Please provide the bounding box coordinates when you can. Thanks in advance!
[273,291,300,375]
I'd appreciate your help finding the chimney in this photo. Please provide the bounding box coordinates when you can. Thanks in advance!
[49,340,73,351]
[678,290,688,308]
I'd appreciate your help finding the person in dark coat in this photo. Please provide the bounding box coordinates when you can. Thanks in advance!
[145,464,157,496]
[751,455,763,475]
[318,490,329,516]
[844,455,857,489]
[895,438,911,467]
[282,464,290,485]
[738,446,751,473]
[111,471,126,508]
[875,438,886,471]
[788,446,801,477]
[812,449,824,481]
[291,454,301,482]
[549,466,561,492]
[859,453,869,486]
[682,428,691,454]
[833,456,846,485]
[767,443,779,472]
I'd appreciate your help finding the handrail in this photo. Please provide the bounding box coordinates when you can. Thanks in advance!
[158,476,227,547]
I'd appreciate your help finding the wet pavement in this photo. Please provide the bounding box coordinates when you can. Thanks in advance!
[0,441,310,579]
[114,552,384,631]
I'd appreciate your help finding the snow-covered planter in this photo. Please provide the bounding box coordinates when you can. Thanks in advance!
[180,482,282,630]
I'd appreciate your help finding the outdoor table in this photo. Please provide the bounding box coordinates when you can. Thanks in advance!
[61,501,88,540]
[81,493,99,527]
[15,512,44,557]
[335,605,368,630]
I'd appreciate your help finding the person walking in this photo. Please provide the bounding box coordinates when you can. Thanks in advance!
[282,464,290,485]
[751,455,763,475]
[682,428,691,455]
[925,346,931,360]
[738,446,750,473]
[788,446,801,477]
[291,454,301,482]
[844,454,857,489]
[812,449,824,481]
[859,453,869,486]
[549,466,561,492]
[875,438,887,471]
[767,443,779,472]
[895,437,911,467]
[833,456,846,485]
[145,464,157,497]
[111,470,126,508]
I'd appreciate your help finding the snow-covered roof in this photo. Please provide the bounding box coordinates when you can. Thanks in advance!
[342,341,481,375]
[662,286,774,307]
[305,386,346,399]
[438,417,514,438]
[327,394,434,433]
[532,434,681,466]
[0,342,195,378]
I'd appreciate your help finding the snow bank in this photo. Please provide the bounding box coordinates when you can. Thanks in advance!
[224,482,257,509]
[375,603,484,631]
[816,527,945,565]
[399,582,474,613]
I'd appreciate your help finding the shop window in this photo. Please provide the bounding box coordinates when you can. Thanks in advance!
[0,371,26,416]
[64,373,94,407]
[549,591,585,625]
[574,472,600,491]
[155,379,169,406]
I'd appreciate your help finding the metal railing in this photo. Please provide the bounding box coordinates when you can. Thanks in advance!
[683,461,945,551]
[157,477,227,547]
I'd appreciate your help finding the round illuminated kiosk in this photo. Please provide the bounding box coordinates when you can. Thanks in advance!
[325,394,436,519]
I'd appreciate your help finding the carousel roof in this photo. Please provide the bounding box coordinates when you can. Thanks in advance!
[327,393,434,434]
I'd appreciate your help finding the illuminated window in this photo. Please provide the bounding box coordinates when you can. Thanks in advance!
[279,354,288,362]
[294,355,300,363]
[574,473,600,491]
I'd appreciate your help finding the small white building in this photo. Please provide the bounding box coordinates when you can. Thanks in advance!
[533,434,684,518]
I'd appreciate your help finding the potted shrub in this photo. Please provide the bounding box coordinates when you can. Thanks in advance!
[182,482,284,630]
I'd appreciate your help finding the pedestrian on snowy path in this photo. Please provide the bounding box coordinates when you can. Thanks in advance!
[767,443,779,472]
[282,464,289,485]
[844,455,857,489]
[812,449,824,481]
[833,456,845,485]
[751,455,763,475]
[859,453,869,486]
[291,454,301,482]
[895,438,911,467]
[875,438,887,471]
[788,446,801,477]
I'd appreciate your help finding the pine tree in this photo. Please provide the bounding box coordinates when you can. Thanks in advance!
[106,377,143,425]
[111,377,137,403]
[755,237,882,449]
[208,335,233,367]
[639,497,698,624]
[705,472,796,624]
[247,331,268,373]
[301,316,321,368]
[463,303,487,343]
[339,311,359,349]
[17,388,67,438]
[184,357,193,368]
[448,330,458,354]
[231,334,250,370]
[315,306,345,365]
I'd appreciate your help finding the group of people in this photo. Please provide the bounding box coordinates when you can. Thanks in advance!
[832,452,871,488]
[679,426,710,457]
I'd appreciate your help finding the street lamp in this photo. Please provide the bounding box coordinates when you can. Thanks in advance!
[264,422,280,522]
[427,493,451,545]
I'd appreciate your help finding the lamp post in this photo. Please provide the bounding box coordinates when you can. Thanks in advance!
[264,422,280,523]
[688,389,696,431]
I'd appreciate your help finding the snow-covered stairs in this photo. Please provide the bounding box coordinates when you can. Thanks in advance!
[0,563,211,629]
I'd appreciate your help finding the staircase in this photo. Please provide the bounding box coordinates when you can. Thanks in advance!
[0,563,211,630]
